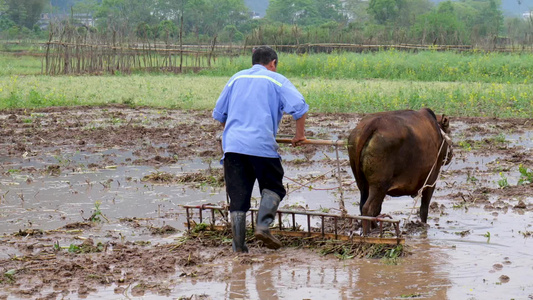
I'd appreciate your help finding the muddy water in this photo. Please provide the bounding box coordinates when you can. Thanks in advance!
[1,155,531,299]
[0,108,532,299]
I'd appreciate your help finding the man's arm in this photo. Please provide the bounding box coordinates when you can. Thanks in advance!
[212,82,231,124]
[291,113,307,147]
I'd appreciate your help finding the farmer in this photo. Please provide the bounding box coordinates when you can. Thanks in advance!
[212,46,308,252]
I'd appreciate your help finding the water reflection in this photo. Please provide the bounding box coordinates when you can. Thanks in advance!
[221,243,452,300]
[255,264,279,300]
[228,260,249,299]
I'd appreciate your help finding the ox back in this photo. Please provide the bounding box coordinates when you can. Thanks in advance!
[347,108,452,232]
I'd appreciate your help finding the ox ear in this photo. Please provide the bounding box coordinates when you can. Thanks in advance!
[440,115,450,133]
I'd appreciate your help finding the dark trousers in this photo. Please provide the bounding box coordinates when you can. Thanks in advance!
[223,152,286,212]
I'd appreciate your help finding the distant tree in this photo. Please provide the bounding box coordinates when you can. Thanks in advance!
[5,0,48,29]
[0,0,7,14]
[220,24,244,43]
[135,21,153,39]
[266,0,320,25]
[154,0,248,36]
[158,20,177,40]
[315,0,346,22]
[343,0,371,23]
[504,16,530,43]
[73,0,99,14]
[267,0,346,25]
[95,0,127,31]
[192,0,248,35]
[396,0,433,27]
[476,0,504,37]
[411,1,466,44]
[0,17,15,31]
[367,0,404,24]
[95,0,161,34]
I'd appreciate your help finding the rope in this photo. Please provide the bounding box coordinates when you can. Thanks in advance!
[404,129,452,226]
[284,161,353,195]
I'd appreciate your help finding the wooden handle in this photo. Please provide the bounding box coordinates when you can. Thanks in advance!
[276,138,345,146]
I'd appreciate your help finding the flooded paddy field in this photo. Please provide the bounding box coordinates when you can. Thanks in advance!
[0,106,531,299]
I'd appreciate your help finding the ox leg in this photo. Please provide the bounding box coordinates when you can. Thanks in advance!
[420,187,435,223]
[359,189,369,215]
[361,186,386,235]
[356,180,369,215]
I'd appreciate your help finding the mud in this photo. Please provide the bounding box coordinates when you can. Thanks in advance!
[0,106,532,299]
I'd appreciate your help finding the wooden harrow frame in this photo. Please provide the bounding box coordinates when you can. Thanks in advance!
[182,204,404,245]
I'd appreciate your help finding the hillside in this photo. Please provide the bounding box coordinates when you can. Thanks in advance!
[243,0,533,18]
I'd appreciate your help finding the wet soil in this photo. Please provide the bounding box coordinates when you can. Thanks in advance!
[0,106,532,299]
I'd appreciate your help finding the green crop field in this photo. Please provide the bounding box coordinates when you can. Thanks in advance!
[1,50,532,118]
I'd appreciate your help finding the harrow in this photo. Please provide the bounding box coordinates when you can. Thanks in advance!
[182,137,405,245]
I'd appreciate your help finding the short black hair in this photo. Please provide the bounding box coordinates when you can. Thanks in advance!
[252,46,278,66]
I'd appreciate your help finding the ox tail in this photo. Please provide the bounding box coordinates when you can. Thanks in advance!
[348,125,376,209]
[348,125,376,179]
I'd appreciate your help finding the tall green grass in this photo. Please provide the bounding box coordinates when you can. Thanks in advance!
[1,75,531,117]
[299,79,533,117]
[202,50,533,84]
[3,50,533,84]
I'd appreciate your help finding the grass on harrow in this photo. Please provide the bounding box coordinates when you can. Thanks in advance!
[185,223,406,263]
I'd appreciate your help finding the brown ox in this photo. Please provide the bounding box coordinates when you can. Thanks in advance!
[348,108,452,233]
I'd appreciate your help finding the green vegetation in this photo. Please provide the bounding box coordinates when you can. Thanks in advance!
[0,0,516,45]
[382,245,403,265]
[7,50,533,84]
[497,172,510,188]
[484,231,491,243]
[3,269,16,283]
[201,51,533,84]
[1,50,533,118]
[0,54,42,76]
[67,241,105,254]
[1,72,531,117]
[89,201,104,222]
[518,165,533,185]
[400,293,423,298]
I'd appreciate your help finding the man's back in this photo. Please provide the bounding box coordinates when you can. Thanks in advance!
[213,64,307,158]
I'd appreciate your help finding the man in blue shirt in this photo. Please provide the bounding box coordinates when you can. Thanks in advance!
[213,46,309,252]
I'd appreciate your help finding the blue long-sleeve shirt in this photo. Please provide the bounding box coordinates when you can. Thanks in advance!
[212,64,309,158]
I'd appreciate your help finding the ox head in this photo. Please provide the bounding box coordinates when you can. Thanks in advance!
[437,114,453,165]
[438,115,450,134]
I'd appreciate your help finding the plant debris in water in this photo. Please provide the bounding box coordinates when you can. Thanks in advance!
[141,169,224,187]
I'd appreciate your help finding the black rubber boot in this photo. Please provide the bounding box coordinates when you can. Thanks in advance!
[254,189,282,250]
[231,211,248,253]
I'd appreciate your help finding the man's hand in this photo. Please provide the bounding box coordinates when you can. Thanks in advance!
[291,135,306,147]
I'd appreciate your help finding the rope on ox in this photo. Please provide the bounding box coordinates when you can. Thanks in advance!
[404,129,453,227]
